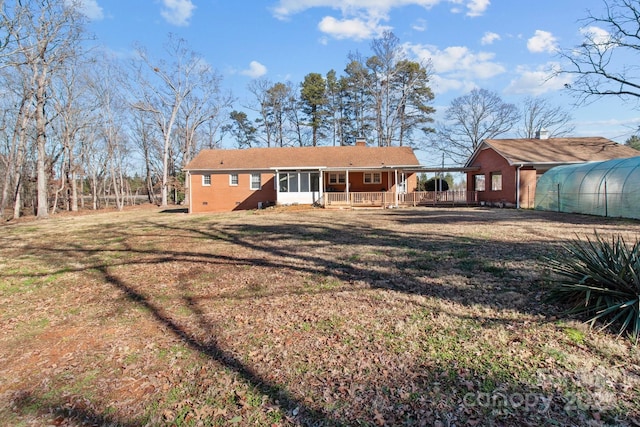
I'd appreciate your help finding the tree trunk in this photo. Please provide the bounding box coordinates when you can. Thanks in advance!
[35,70,49,219]
[91,174,98,210]
[0,157,12,219]
[71,171,78,211]
[13,175,22,219]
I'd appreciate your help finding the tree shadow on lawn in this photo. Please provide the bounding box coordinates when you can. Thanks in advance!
[385,206,640,227]
[6,208,639,425]
[8,390,141,427]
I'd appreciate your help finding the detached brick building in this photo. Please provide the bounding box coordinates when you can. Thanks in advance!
[464,133,639,208]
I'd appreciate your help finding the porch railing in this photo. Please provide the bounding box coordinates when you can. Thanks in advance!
[324,191,478,208]
[325,191,394,207]
[398,191,478,206]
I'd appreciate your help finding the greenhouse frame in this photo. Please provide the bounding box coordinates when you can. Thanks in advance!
[535,156,640,220]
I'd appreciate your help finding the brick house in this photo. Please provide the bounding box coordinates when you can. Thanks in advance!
[184,141,421,213]
[465,133,640,208]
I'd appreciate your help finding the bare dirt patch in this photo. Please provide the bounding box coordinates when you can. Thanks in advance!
[1,206,639,426]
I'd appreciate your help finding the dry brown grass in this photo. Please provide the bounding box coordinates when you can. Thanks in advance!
[1,206,639,426]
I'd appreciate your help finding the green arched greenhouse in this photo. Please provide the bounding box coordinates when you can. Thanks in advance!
[535,156,640,220]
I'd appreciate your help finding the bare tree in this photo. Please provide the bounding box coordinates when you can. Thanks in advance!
[1,0,87,218]
[50,56,95,213]
[432,88,520,164]
[559,0,640,105]
[518,96,575,138]
[132,34,202,207]
[0,67,35,219]
[177,68,232,205]
[368,31,404,147]
[130,110,160,204]
[247,78,276,147]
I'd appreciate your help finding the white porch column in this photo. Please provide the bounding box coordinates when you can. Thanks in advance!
[394,169,399,207]
[345,169,350,204]
[320,170,324,206]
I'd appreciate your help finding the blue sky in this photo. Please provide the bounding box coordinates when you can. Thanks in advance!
[78,0,639,166]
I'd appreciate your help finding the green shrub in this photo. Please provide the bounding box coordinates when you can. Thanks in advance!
[546,232,640,343]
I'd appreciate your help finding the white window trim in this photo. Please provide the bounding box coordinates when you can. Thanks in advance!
[474,174,486,192]
[363,172,381,185]
[229,173,238,186]
[491,172,502,191]
[202,175,211,186]
[329,172,346,184]
[250,173,261,190]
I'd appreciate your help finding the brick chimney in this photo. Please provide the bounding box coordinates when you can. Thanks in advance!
[355,137,366,146]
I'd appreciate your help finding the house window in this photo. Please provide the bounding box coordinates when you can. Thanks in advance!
[363,172,382,184]
[278,172,319,192]
[279,172,299,192]
[310,173,320,191]
[202,175,211,186]
[250,173,261,190]
[474,174,485,192]
[491,172,502,191]
[329,173,346,184]
[229,174,238,186]
[300,173,310,192]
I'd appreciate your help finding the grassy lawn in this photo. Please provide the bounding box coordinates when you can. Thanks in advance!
[1,205,639,426]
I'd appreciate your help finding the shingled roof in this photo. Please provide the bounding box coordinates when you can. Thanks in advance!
[465,137,640,167]
[185,146,420,171]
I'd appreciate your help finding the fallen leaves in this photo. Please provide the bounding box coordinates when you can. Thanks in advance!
[1,207,640,426]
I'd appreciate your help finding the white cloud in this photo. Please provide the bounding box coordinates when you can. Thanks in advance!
[409,44,505,79]
[465,0,490,17]
[241,61,268,78]
[481,31,500,45]
[412,18,427,32]
[504,62,572,96]
[66,0,104,20]
[160,0,195,27]
[527,30,558,53]
[430,74,477,94]
[405,43,504,94]
[580,26,611,46]
[272,0,489,40]
[318,16,389,40]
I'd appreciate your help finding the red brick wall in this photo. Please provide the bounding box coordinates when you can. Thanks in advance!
[190,170,418,213]
[189,172,277,213]
[466,148,518,206]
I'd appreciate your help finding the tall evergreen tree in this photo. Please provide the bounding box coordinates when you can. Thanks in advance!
[300,73,327,147]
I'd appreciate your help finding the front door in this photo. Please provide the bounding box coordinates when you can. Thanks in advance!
[398,173,407,194]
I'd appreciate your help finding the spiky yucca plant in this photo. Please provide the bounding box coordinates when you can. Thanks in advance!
[546,232,640,343]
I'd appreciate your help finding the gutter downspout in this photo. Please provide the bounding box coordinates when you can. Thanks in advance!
[319,169,324,206]
[187,171,192,213]
[275,169,279,205]
[516,165,522,209]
